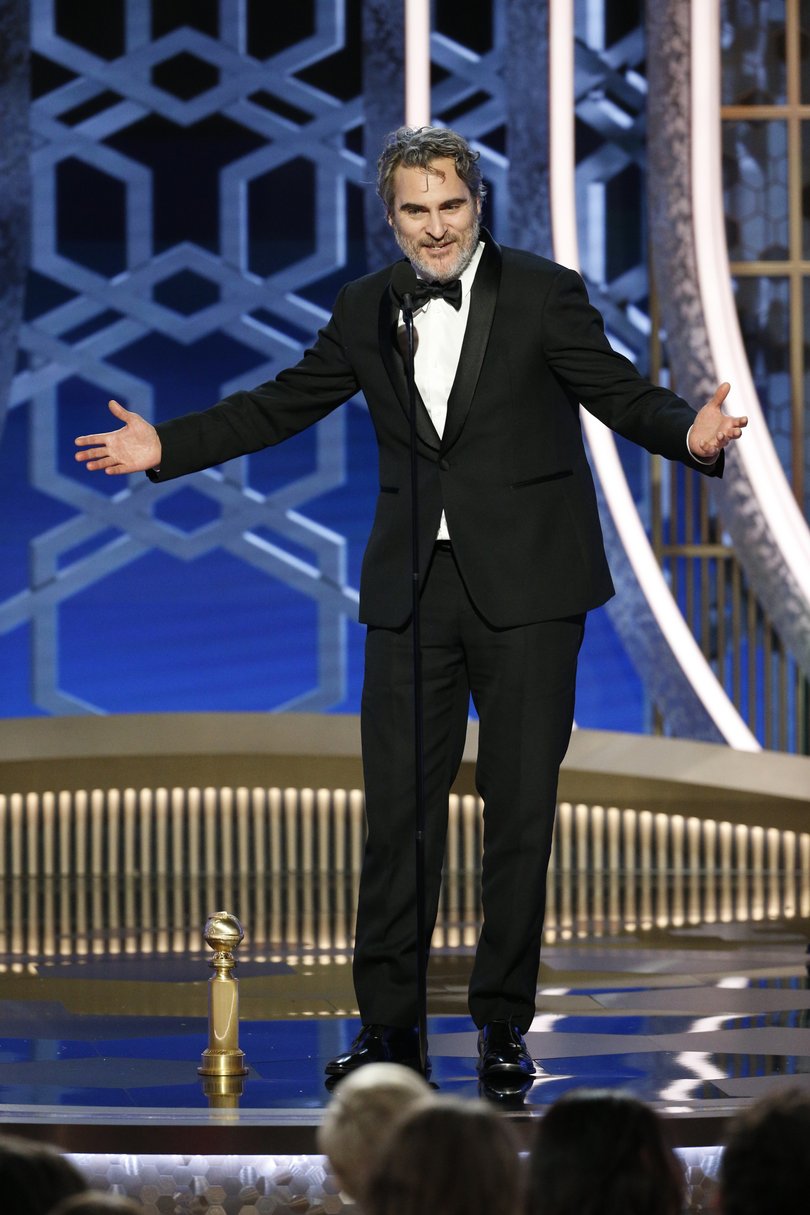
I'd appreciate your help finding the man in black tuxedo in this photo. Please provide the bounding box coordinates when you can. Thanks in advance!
[75,127,747,1082]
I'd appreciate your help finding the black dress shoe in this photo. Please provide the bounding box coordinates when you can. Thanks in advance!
[479,1074,534,1106]
[477,1020,535,1079]
[324,1024,426,1077]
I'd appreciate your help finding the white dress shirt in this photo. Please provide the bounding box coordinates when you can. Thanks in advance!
[403,241,485,541]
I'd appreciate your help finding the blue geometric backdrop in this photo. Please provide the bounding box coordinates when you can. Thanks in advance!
[1,0,649,729]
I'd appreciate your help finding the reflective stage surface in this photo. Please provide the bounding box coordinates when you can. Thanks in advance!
[4,740,809,1213]
[1,856,810,1148]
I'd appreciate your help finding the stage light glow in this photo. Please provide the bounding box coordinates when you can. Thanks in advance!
[405,0,431,126]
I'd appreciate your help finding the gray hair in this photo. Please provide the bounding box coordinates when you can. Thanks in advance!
[318,1063,434,1206]
[377,126,487,211]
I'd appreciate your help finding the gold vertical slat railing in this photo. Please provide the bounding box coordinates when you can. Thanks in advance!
[650,459,809,752]
[0,789,808,962]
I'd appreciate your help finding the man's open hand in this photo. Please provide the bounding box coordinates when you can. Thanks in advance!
[74,400,162,475]
[688,382,747,461]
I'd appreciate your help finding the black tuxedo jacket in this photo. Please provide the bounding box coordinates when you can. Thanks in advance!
[151,232,722,628]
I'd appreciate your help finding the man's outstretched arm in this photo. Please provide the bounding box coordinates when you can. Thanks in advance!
[75,399,161,474]
[75,285,363,481]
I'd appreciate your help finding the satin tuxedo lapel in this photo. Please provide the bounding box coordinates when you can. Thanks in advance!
[377,277,441,451]
[442,234,501,453]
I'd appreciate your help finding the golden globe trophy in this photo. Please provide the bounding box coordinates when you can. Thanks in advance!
[198,910,249,1081]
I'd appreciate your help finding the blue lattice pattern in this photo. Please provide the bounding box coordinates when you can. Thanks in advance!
[5,1,370,714]
[571,13,651,375]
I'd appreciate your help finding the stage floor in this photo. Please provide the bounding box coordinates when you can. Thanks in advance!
[1,869,809,1150]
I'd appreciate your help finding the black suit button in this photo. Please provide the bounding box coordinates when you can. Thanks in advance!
[439,458,450,471]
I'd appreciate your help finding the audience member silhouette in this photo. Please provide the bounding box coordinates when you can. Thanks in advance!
[49,1195,143,1215]
[366,1095,522,1215]
[718,1086,810,1215]
[527,1088,684,1215]
[318,1062,433,1207]
[0,1133,87,1215]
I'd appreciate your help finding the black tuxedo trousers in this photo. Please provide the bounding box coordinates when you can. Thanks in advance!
[150,234,722,1031]
[356,545,585,1031]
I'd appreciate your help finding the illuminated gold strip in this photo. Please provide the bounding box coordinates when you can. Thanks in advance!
[746,615,760,743]
[720,105,810,118]
[764,620,773,749]
[729,262,810,274]
[729,561,740,709]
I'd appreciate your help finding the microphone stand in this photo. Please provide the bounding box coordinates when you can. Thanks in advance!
[400,290,429,1077]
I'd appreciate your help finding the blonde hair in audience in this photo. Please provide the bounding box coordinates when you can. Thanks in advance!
[317,1062,433,1206]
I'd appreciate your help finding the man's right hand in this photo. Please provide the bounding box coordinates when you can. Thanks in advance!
[74,400,162,474]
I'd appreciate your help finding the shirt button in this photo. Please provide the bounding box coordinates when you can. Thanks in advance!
[439,458,450,471]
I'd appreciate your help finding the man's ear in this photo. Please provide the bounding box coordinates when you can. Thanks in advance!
[386,210,394,228]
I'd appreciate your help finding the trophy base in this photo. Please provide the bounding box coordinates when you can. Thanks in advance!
[198,1049,249,1078]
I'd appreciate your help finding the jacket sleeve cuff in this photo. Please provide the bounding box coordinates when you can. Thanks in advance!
[686,424,719,466]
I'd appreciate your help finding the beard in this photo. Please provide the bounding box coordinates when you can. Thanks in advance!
[392,212,481,283]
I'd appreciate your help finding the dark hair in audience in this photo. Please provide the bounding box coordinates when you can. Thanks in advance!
[367,1096,521,1215]
[49,1194,143,1215]
[719,1086,810,1215]
[0,1133,87,1215]
[527,1088,684,1215]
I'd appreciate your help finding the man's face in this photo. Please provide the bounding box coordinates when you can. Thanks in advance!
[387,157,481,282]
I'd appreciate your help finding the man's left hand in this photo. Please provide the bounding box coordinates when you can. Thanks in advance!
[688,382,748,460]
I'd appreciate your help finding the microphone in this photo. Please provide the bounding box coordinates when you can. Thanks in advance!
[390,261,420,315]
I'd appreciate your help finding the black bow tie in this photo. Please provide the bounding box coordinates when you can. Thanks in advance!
[410,278,463,311]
